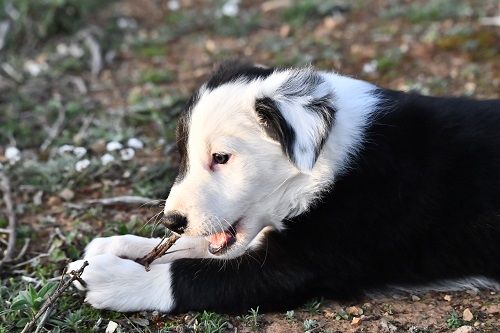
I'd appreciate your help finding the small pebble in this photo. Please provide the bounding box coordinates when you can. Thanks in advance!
[105,321,118,333]
[444,295,452,301]
[58,188,75,201]
[351,316,361,326]
[411,295,421,301]
[463,308,474,321]
[346,306,363,316]
[453,325,473,333]
[90,140,107,154]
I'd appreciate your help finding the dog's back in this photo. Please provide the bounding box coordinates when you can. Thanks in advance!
[287,91,500,297]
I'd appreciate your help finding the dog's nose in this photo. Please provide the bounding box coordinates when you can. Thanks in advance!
[162,212,188,234]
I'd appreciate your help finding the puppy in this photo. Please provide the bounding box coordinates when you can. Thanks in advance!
[69,61,500,313]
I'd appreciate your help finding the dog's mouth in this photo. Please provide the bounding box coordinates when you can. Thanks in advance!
[206,219,241,255]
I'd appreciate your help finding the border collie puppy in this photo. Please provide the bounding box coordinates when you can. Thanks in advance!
[69,61,500,313]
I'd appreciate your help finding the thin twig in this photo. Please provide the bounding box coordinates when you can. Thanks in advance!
[136,233,180,271]
[14,238,30,261]
[12,253,49,268]
[33,305,53,333]
[0,169,16,268]
[66,195,160,209]
[80,30,102,76]
[20,261,89,333]
[40,106,66,152]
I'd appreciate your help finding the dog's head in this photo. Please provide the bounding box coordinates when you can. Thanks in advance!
[163,61,337,258]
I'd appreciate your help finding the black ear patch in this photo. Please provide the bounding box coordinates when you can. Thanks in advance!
[206,60,274,90]
[255,97,296,163]
[254,69,337,171]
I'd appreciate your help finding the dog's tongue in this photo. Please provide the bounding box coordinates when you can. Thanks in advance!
[208,231,236,254]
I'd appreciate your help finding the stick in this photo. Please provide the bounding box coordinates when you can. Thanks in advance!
[0,169,16,268]
[40,106,66,152]
[136,234,180,271]
[80,30,102,76]
[66,195,160,209]
[20,261,89,333]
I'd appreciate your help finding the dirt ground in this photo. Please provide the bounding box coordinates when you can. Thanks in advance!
[0,0,499,332]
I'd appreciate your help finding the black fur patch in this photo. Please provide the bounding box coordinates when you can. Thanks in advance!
[304,94,336,164]
[205,60,274,90]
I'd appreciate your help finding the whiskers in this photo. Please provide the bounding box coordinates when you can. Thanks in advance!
[138,200,167,237]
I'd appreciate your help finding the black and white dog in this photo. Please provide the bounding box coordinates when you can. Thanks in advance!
[69,62,500,313]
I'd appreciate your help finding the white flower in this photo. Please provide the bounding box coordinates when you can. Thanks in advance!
[222,0,239,16]
[101,153,115,166]
[5,146,21,164]
[106,141,123,152]
[75,159,91,172]
[362,60,377,74]
[58,144,75,154]
[120,148,135,161]
[127,138,144,149]
[167,0,180,10]
[56,43,69,56]
[24,60,48,77]
[68,44,84,58]
[73,147,87,158]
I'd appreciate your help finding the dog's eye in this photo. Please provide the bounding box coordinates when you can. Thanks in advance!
[212,153,230,165]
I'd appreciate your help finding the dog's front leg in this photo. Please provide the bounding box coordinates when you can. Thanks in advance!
[83,234,210,262]
[68,254,175,312]
[69,249,314,313]
[169,255,314,313]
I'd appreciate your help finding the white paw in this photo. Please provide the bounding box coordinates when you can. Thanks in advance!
[84,235,160,260]
[68,254,174,312]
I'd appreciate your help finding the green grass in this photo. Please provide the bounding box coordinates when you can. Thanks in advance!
[241,307,260,331]
[304,298,322,314]
[139,69,173,85]
[282,0,344,27]
[198,311,229,333]
[382,0,474,23]
[446,310,464,329]
[0,0,109,51]
[302,318,318,331]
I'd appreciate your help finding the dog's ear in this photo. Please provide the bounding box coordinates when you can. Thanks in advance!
[255,68,336,172]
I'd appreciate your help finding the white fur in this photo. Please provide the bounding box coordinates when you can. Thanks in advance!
[68,254,174,312]
[83,234,211,262]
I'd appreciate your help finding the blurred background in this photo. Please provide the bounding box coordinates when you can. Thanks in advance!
[0,0,499,332]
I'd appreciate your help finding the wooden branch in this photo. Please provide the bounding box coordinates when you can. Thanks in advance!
[80,30,102,76]
[20,261,89,333]
[40,107,66,152]
[136,233,180,271]
[0,169,16,268]
[66,195,160,209]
